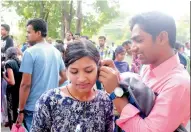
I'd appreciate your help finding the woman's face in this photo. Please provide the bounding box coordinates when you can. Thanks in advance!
[67,56,98,93]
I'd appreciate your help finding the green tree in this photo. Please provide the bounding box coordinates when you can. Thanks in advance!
[2,0,119,43]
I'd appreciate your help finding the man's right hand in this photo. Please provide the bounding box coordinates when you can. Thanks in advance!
[16,113,24,126]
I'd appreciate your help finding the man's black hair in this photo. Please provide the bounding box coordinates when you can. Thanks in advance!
[98,36,106,41]
[175,42,184,50]
[122,40,132,47]
[129,11,176,48]
[81,36,89,40]
[27,18,47,37]
[1,24,10,32]
[75,33,80,36]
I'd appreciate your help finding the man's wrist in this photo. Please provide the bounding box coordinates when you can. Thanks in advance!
[17,108,25,114]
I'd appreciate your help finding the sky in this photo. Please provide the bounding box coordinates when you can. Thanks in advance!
[1,0,190,35]
[119,0,190,20]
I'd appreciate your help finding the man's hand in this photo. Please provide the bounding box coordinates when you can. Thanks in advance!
[100,59,118,71]
[16,113,24,126]
[99,66,120,93]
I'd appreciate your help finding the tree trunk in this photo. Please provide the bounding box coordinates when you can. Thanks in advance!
[76,0,82,33]
[68,0,73,30]
[40,1,44,18]
[61,1,70,39]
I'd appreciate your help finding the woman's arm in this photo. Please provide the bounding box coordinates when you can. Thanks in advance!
[3,68,15,85]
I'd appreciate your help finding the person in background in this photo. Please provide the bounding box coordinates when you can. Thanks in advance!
[98,11,190,132]
[3,47,22,129]
[55,40,64,44]
[21,42,28,53]
[122,40,133,68]
[74,33,80,40]
[185,42,190,58]
[97,36,112,60]
[54,44,69,86]
[80,35,89,41]
[64,31,73,49]
[1,24,14,61]
[31,40,114,132]
[114,46,129,73]
[16,18,67,131]
[175,42,187,69]
[1,58,9,127]
[47,37,53,44]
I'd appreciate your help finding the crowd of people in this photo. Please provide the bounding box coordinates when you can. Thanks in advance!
[1,11,190,132]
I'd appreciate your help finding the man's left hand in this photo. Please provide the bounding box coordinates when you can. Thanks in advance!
[98,66,120,93]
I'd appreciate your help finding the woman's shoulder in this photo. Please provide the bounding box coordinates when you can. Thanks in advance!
[96,90,112,103]
[37,88,62,105]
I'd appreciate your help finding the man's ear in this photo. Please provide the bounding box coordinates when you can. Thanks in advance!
[157,31,169,46]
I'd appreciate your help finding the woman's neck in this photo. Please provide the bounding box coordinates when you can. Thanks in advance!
[68,85,96,101]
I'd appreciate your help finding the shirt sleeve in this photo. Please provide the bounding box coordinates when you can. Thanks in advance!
[5,60,14,70]
[19,50,33,74]
[105,100,114,132]
[31,92,52,132]
[116,83,190,132]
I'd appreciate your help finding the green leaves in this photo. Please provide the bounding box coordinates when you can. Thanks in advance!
[2,0,119,43]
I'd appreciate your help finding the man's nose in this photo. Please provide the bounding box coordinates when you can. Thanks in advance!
[130,44,139,54]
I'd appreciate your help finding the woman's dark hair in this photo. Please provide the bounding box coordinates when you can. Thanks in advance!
[5,47,21,66]
[54,44,65,54]
[64,40,100,68]
[113,46,126,60]
[27,18,47,37]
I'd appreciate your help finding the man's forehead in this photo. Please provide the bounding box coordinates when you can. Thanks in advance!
[131,24,144,38]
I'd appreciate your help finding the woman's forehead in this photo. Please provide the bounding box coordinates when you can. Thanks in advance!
[68,57,97,68]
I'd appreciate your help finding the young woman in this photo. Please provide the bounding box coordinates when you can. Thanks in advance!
[3,47,22,129]
[114,46,129,73]
[31,40,114,132]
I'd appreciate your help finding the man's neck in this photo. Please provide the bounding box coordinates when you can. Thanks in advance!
[36,38,46,44]
[1,35,8,39]
[151,49,175,69]
[100,45,105,50]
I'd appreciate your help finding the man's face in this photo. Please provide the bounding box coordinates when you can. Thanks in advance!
[123,44,131,55]
[131,24,160,65]
[74,35,80,40]
[66,32,72,41]
[1,26,8,37]
[26,25,40,45]
[98,38,105,47]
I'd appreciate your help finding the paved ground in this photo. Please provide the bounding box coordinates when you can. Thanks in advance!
[1,121,190,132]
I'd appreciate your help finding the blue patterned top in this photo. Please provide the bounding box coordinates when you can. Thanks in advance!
[31,88,114,132]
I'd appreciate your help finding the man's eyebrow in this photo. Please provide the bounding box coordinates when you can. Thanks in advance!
[131,35,141,40]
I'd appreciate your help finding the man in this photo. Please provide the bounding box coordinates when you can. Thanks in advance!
[74,33,80,40]
[64,31,73,49]
[99,12,190,131]
[97,36,112,60]
[1,24,14,61]
[122,40,133,68]
[16,18,67,131]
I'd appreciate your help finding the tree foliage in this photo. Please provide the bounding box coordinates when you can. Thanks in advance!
[2,0,119,44]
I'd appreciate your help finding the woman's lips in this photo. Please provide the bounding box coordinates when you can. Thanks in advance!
[77,83,90,89]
